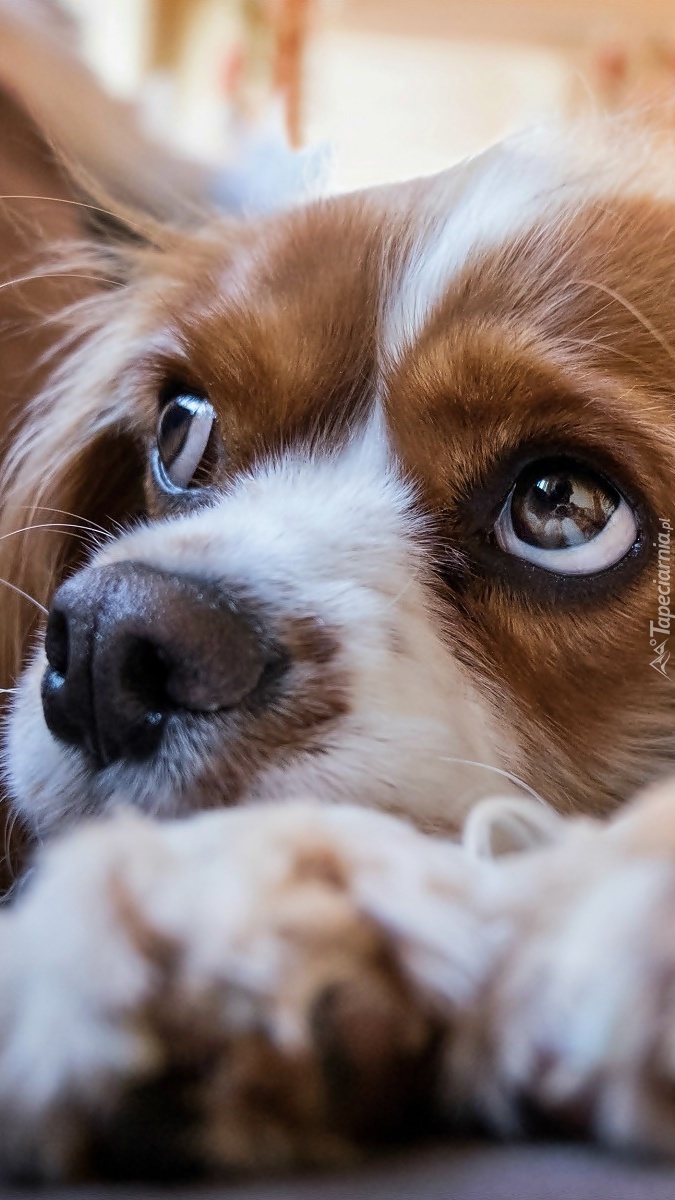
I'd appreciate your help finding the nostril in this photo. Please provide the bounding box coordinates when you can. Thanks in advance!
[122,637,171,716]
[45,607,69,677]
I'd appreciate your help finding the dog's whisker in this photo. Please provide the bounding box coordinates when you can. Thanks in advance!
[557,334,652,373]
[578,278,675,367]
[0,805,34,902]
[2,526,104,582]
[2,806,20,869]
[0,521,103,543]
[17,506,110,537]
[0,193,129,223]
[437,755,548,807]
[0,270,122,295]
[381,577,415,613]
[0,577,48,616]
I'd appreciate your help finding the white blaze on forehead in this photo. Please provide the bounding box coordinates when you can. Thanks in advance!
[378,122,651,366]
[381,137,564,363]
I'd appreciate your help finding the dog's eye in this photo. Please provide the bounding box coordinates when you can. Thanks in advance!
[155,394,215,491]
[493,458,638,574]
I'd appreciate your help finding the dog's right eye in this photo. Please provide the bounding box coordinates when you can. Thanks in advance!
[154,394,215,492]
[493,457,638,575]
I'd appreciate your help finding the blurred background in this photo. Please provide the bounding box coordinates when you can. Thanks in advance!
[57,0,675,198]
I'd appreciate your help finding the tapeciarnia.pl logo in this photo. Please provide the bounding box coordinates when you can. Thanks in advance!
[650,518,673,678]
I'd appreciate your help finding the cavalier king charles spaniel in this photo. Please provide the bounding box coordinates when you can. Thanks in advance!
[0,0,675,1181]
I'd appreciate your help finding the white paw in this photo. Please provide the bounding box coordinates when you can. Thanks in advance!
[0,803,480,1181]
[482,801,675,1156]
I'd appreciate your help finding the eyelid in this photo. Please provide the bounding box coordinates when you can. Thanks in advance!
[170,395,208,418]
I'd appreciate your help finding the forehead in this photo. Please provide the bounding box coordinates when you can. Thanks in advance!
[157,197,385,453]
[147,125,675,475]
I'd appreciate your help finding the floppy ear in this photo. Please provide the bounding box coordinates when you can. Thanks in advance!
[0,6,239,886]
[0,212,149,883]
[0,1,214,224]
[0,91,162,696]
[0,331,148,694]
[0,415,147,889]
[0,0,235,685]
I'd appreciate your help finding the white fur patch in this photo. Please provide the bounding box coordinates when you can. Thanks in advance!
[380,119,674,364]
[381,138,560,362]
[7,418,512,835]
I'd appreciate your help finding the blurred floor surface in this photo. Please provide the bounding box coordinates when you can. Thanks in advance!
[5,1141,675,1200]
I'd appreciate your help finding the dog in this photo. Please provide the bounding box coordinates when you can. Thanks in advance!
[1,2,675,1181]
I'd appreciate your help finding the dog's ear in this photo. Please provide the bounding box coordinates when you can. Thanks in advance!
[0,384,148,695]
[0,1,215,228]
[0,416,147,888]
[0,4,235,691]
[0,88,150,691]
[0,0,223,295]
[0,5,237,883]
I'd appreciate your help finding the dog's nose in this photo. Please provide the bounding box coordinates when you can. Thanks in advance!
[41,562,270,767]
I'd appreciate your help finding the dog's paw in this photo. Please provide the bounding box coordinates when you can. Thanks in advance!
[18,791,675,1179]
[484,787,675,1155]
[0,803,478,1181]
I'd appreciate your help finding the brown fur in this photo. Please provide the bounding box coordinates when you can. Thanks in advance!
[386,194,675,814]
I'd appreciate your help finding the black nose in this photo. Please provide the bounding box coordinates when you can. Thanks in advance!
[41,562,271,767]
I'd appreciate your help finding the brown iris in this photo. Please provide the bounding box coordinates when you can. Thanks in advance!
[511,460,619,550]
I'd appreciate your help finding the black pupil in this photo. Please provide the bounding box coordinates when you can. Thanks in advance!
[157,397,196,469]
[511,460,619,550]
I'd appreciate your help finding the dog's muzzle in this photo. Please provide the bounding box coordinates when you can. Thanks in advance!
[41,562,276,768]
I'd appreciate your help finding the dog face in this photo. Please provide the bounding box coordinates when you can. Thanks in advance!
[4,122,675,836]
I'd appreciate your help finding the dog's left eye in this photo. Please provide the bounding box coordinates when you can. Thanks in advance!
[155,394,215,491]
[493,458,638,574]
